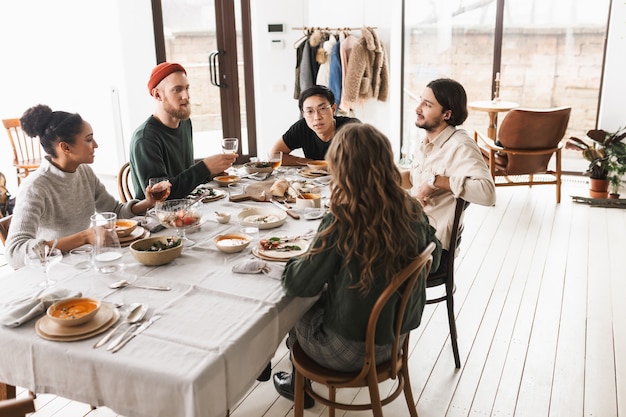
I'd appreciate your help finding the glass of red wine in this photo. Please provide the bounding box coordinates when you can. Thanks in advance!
[149,177,170,201]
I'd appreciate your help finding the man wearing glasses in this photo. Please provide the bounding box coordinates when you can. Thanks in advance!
[270,85,360,166]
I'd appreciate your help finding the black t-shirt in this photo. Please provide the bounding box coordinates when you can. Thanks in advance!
[282,116,360,160]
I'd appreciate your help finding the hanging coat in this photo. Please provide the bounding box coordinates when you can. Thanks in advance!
[343,27,389,105]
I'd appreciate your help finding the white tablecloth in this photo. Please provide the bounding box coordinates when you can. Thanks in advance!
[0,176,325,417]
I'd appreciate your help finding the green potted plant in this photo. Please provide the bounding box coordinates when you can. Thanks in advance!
[566,127,626,198]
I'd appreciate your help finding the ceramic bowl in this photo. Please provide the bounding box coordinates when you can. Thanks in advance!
[115,219,138,237]
[130,236,184,266]
[243,161,274,174]
[237,207,287,229]
[213,232,252,253]
[47,297,101,327]
[214,175,241,187]
[215,212,231,224]
[306,160,328,171]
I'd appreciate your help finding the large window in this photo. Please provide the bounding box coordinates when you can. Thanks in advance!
[402,0,610,173]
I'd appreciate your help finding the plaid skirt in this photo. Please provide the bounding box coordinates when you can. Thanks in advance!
[287,299,405,372]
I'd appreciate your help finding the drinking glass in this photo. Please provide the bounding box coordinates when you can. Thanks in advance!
[149,177,170,201]
[25,246,63,287]
[268,151,283,176]
[91,212,124,274]
[222,138,239,154]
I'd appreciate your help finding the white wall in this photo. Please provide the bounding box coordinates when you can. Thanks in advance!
[249,0,403,156]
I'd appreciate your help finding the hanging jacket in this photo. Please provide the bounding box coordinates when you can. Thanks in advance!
[343,27,389,105]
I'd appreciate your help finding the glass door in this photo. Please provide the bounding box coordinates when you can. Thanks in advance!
[154,0,256,163]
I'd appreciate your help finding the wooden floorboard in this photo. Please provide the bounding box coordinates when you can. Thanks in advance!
[5,177,625,417]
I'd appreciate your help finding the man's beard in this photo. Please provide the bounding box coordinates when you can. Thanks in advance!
[164,100,191,120]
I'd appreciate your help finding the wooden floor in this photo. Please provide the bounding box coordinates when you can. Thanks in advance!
[9,177,626,417]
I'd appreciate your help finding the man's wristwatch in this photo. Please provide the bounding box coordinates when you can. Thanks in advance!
[427,174,438,190]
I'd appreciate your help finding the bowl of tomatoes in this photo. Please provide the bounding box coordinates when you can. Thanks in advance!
[154,199,204,231]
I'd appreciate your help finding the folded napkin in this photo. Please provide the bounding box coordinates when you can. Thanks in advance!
[232,260,284,281]
[0,288,82,328]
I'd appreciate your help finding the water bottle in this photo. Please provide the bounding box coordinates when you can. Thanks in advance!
[90,212,123,273]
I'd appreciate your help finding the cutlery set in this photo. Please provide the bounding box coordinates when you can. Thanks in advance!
[93,304,160,352]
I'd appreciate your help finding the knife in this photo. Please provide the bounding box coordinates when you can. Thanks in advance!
[110,315,161,353]
[270,199,300,219]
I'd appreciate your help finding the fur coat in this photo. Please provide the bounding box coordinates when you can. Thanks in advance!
[342,27,389,105]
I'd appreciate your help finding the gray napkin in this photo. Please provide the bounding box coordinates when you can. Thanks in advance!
[232,260,284,280]
[0,288,82,327]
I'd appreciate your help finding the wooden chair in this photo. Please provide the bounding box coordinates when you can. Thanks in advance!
[117,162,133,203]
[0,214,11,245]
[474,106,571,203]
[425,198,468,369]
[2,119,42,186]
[0,396,35,417]
[291,242,436,417]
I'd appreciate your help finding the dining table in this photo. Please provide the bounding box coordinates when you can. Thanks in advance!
[0,168,329,417]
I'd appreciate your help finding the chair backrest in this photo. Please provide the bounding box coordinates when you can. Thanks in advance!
[2,118,42,166]
[117,162,134,203]
[0,396,35,417]
[496,107,571,174]
[364,242,436,379]
[0,214,12,245]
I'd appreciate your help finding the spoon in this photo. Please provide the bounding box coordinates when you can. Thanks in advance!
[93,303,145,348]
[106,304,151,350]
[109,279,171,291]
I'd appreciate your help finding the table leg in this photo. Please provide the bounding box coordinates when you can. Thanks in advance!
[487,111,497,140]
[0,382,17,400]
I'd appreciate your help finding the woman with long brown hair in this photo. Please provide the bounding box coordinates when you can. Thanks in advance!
[273,123,441,407]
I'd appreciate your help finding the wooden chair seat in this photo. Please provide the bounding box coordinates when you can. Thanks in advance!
[291,242,436,417]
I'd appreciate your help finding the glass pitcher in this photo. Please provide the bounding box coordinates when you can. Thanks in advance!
[90,212,123,273]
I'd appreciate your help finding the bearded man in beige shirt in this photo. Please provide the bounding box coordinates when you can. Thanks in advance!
[402,78,496,273]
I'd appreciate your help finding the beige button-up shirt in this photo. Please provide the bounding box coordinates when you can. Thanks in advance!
[410,125,496,250]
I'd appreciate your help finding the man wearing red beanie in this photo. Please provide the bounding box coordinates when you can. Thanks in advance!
[129,62,237,199]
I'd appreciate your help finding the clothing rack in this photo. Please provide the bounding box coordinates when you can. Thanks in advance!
[292,26,377,31]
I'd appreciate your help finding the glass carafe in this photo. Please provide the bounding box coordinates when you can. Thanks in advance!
[91,212,123,273]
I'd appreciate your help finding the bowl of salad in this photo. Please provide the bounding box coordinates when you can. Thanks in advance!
[129,236,183,266]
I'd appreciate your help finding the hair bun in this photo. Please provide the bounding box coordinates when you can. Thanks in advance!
[20,104,53,138]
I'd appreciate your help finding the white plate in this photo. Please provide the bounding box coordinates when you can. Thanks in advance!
[237,207,287,229]
[255,239,309,260]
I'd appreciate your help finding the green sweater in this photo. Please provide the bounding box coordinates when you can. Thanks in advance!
[129,116,212,199]
[282,206,442,345]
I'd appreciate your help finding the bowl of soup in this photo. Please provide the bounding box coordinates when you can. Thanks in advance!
[214,175,241,187]
[47,297,101,327]
[306,160,328,171]
[116,219,138,237]
[213,232,252,253]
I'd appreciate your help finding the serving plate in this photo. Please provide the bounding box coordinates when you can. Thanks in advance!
[36,303,119,341]
[237,207,287,229]
[188,186,227,202]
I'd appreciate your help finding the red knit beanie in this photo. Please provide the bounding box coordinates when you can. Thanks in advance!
[147,62,187,93]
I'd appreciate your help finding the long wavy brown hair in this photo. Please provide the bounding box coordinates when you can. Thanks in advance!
[308,123,426,294]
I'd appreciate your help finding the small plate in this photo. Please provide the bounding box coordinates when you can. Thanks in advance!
[252,239,309,261]
[188,186,227,202]
[303,209,325,220]
[118,226,145,243]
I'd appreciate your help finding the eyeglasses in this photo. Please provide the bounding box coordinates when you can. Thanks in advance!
[302,105,333,118]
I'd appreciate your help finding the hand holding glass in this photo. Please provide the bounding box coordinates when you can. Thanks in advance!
[149,177,170,201]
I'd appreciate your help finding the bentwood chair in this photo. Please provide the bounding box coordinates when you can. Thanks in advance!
[117,162,134,203]
[474,107,571,203]
[426,198,468,369]
[2,119,42,186]
[291,242,436,417]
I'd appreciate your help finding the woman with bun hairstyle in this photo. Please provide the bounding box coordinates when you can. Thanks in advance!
[5,104,169,268]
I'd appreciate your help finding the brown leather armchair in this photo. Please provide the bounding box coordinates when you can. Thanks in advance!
[474,106,571,203]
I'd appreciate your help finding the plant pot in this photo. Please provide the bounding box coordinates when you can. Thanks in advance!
[589,178,609,198]
[609,193,620,199]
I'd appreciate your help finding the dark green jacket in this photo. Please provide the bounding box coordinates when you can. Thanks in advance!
[282,206,441,345]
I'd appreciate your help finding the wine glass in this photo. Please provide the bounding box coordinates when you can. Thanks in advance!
[268,151,283,177]
[155,198,204,247]
[25,246,63,287]
[222,138,239,154]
